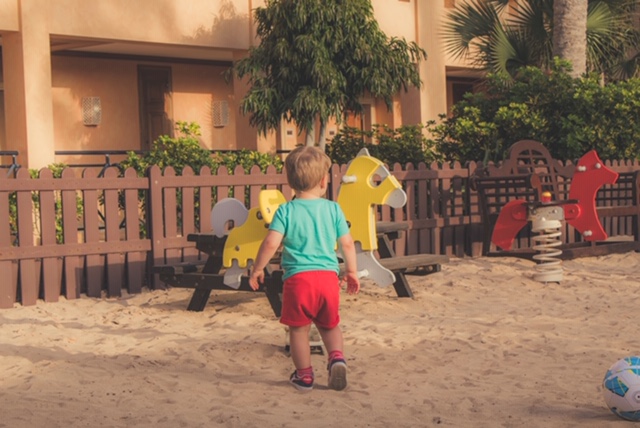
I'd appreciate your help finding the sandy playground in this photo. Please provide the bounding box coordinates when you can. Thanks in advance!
[2,252,640,427]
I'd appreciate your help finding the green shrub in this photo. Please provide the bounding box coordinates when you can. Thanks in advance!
[119,121,283,175]
[117,121,283,236]
[216,149,283,174]
[327,124,443,166]
[428,59,640,164]
[119,121,215,175]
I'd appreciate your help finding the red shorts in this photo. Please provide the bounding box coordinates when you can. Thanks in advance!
[279,271,341,329]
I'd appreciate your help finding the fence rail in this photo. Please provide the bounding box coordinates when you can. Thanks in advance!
[1,158,639,308]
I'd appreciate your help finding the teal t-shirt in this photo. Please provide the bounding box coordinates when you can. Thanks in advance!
[269,198,350,280]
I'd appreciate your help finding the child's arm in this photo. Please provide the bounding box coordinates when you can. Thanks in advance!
[338,233,360,294]
[248,230,283,290]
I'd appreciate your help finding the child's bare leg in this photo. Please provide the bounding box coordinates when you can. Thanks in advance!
[289,324,312,369]
[317,324,348,390]
[316,325,344,355]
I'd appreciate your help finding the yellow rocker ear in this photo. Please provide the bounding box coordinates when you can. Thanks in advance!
[259,189,286,224]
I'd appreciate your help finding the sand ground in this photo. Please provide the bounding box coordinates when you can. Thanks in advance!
[2,252,640,427]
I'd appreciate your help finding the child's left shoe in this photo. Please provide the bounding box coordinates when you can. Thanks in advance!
[289,371,314,392]
[327,359,348,391]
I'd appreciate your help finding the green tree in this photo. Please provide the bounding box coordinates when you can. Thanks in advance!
[229,0,428,150]
[428,60,640,164]
[326,124,443,166]
[443,0,640,80]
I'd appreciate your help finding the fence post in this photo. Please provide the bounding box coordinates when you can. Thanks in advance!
[16,168,38,305]
[147,165,164,289]
[61,168,81,299]
[0,170,16,308]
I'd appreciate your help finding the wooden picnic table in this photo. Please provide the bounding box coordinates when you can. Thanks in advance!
[154,233,285,314]
[155,220,448,315]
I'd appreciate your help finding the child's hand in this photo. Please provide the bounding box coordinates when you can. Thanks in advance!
[343,272,360,295]
[249,269,264,291]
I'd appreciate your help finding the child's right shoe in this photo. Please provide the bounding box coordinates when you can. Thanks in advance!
[327,358,348,391]
[289,371,314,392]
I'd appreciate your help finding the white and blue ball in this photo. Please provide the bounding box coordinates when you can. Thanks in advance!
[603,356,640,421]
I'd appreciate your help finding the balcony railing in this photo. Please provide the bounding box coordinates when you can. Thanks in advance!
[0,151,21,177]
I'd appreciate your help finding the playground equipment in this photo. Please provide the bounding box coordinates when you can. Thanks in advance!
[492,150,619,282]
[210,148,409,288]
[210,190,286,289]
[336,148,407,286]
[155,150,447,317]
[204,149,418,353]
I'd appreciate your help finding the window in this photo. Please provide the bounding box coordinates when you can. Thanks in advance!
[452,82,474,105]
[446,78,478,113]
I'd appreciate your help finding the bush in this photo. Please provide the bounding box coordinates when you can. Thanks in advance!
[215,149,284,174]
[428,59,640,164]
[117,121,283,236]
[119,121,283,175]
[119,122,215,175]
[327,124,443,166]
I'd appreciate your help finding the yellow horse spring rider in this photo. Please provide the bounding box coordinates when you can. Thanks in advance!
[209,148,407,289]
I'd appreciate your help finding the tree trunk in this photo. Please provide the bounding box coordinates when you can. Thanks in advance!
[305,122,315,146]
[317,121,327,151]
[552,0,588,77]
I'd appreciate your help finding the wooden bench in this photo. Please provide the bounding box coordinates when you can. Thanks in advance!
[374,221,448,297]
[471,140,640,258]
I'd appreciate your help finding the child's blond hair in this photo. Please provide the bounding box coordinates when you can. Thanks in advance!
[285,146,332,191]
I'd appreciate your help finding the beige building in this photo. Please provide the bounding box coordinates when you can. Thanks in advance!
[0,0,480,169]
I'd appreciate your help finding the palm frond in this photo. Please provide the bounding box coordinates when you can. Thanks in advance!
[488,26,537,76]
[586,1,640,74]
[442,0,501,61]
[608,51,640,79]
[444,0,640,80]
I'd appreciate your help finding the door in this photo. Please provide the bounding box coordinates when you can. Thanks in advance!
[138,66,172,150]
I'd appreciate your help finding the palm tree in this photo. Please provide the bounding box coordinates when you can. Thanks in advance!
[553,0,588,77]
[443,0,640,80]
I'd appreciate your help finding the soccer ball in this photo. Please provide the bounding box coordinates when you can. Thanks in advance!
[602,356,640,421]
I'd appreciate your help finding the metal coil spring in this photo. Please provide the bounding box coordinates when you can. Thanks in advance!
[531,227,563,283]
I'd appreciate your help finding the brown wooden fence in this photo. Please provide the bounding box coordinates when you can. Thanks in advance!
[1,159,639,308]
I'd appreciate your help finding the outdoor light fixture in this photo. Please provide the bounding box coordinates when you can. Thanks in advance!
[82,97,102,126]
[212,100,229,128]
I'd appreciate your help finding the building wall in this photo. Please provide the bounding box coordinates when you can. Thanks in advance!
[0,91,5,157]
[51,56,238,164]
[417,0,449,126]
[0,0,476,168]
[372,0,417,43]
[52,56,141,155]
[0,0,18,31]
[0,61,5,157]
[171,62,237,150]
[47,0,251,51]
[2,0,56,169]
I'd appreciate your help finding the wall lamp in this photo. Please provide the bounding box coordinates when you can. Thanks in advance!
[212,100,229,128]
[82,97,102,126]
